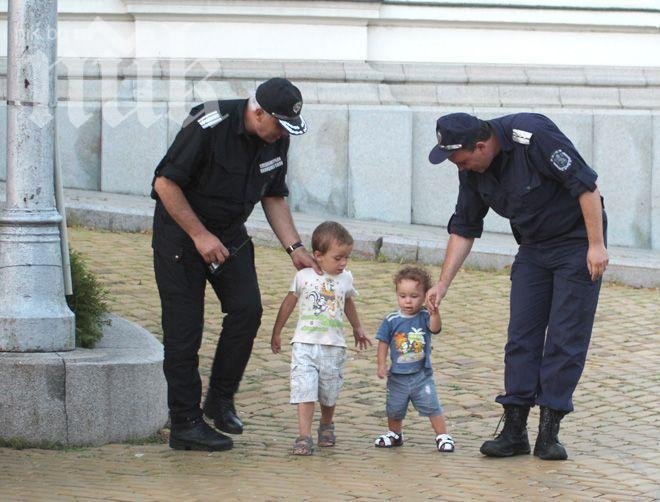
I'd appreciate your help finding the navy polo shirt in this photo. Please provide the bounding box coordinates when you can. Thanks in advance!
[151,99,289,248]
[447,113,601,245]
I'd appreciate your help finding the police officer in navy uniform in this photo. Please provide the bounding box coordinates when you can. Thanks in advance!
[426,113,608,460]
[152,78,319,451]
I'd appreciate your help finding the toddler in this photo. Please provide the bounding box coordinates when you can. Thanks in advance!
[271,221,371,455]
[374,265,454,452]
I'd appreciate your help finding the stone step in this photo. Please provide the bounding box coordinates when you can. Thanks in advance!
[2,184,656,288]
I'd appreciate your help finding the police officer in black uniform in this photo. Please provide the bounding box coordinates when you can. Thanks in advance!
[426,112,608,460]
[152,78,319,451]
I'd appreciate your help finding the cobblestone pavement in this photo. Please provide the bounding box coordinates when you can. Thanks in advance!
[1,227,659,501]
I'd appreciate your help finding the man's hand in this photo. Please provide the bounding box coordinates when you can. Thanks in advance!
[271,332,282,354]
[353,327,372,350]
[377,365,387,379]
[192,231,229,265]
[426,282,448,311]
[290,246,321,274]
[587,243,609,281]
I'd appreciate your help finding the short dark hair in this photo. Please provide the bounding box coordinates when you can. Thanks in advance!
[311,221,353,254]
[393,266,432,292]
[462,121,493,151]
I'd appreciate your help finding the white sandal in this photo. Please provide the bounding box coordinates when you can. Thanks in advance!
[436,433,455,452]
[374,431,403,448]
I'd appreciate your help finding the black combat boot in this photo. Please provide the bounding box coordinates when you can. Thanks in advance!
[533,406,568,460]
[169,416,233,451]
[203,389,244,435]
[480,404,531,457]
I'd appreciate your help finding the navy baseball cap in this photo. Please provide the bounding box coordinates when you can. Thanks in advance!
[256,78,307,135]
[428,113,482,164]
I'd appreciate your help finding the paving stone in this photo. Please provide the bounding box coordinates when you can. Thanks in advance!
[1,222,657,498]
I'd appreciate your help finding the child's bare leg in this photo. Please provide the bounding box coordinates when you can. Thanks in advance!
[297,402,315,438]
[388,418,404,434]
[320,404,335,426]
[429,414,448,435]
[318,404,337,446]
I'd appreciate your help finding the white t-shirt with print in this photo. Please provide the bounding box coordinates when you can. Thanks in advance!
[290,268,357,347]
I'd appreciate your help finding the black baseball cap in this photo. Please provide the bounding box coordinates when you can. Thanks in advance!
[428,113,482,164]
[256,78,307,135]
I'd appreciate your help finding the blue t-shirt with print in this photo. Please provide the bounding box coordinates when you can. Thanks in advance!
[376,309,433,375]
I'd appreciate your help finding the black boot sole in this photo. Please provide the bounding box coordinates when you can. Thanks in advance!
[169,437,233,452]
[213,420,243,435]
[480,443,530,457]
[533,448,567,460]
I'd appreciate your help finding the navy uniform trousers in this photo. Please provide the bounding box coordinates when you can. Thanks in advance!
[153,240,262,423]
[496,239,602,413]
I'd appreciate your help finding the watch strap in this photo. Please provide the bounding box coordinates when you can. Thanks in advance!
[285,241,304,255]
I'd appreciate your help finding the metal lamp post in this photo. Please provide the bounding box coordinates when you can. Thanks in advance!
[0,0,74,351]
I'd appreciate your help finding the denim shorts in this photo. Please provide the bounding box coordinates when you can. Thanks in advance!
[290,342,347,406]
[386,369,443,419]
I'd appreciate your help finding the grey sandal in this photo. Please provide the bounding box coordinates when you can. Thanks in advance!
[292,436,314,455]
[317,423,336,447]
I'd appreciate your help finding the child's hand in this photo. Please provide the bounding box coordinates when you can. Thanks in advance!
[271,332,282,354]
[426,301,438,315]
[353,327,372,350]
[377,365,387,379]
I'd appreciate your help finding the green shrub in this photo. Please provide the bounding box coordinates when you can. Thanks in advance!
[66,250,110,348]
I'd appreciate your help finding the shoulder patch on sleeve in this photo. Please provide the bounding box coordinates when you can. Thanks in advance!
[550,149,572,171]
[512,129,533,145]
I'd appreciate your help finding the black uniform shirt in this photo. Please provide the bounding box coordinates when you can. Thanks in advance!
[447,113,602,245]
[151,99,289,248]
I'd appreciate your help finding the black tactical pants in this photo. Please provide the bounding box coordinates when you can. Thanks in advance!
[154,239,262,424]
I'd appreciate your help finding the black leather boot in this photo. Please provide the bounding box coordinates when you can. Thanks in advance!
[480,404,531,457]
[169,417,233,451]
[534,406,568,460]
[203,390,244,435]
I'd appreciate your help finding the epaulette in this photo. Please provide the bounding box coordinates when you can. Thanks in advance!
[512,128,533,145]
[184,102,228,129]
